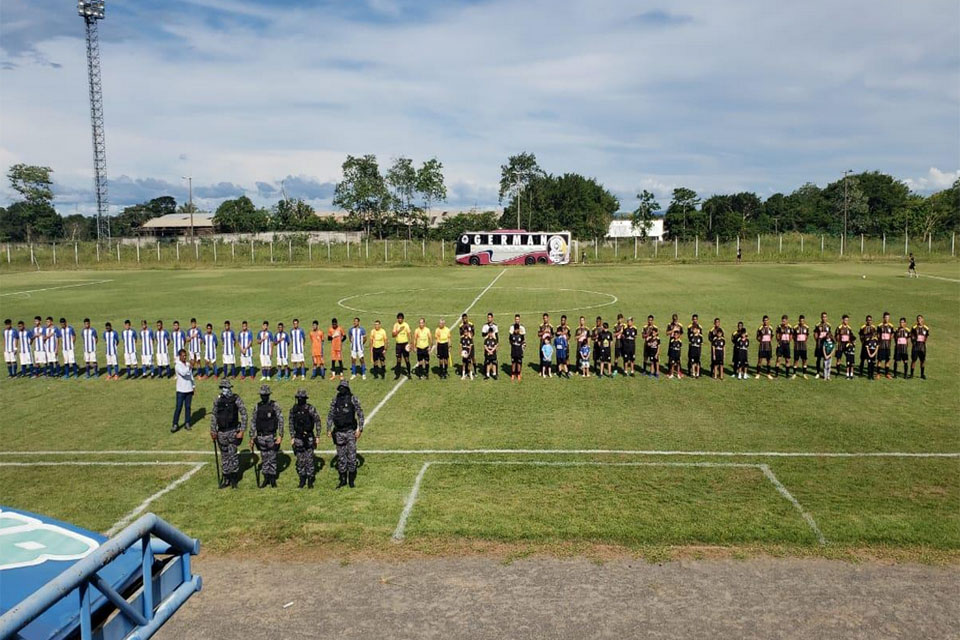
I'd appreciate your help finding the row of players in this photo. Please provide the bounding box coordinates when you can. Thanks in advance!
[4,310,931,381]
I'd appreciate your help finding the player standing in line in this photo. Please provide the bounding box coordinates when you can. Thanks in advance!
[121,320,137,379]
[667,328,683,379]
[369,320,387,380]
[171,321,186,375]
[274,322,290,380]
[221,320,237,379]
[349,317,367,380]
[459,319,475,380]
[908,253,917,278]
[103,322,119,379]
[613,313,625,376]
[16,321,32,377]
[877,312,895,379]
[574,316,590,373]
[708,318,724,377]
[481,312,498,340]
[483,327,499,380]
[540,335,554,378]
[835,315,856,379]
[412,317,432,380]
[590,316,603,375]
[578,338,591,378]
[642,315,658,374]
[735,326,750,379]
[910,315,930,379]
[201,323,218,379]
[841,333,856,379]
[597,322,614,378]
[58,318,77,378]
[645,326,660,378]
[289,319,306,380]
[30,316,45,377]
[775,315,793,378]
[434,318,451,379]
[328,318,347,380]
[864,331,879,380]
[155,320,171,378]
[687,324,703,379]
[309,320,325,380]
[555,315,571,379]
[43,317,59,377]
[3,319,17,377]
[858,315,877,378]
[392,312,412,379]
[538,313,554,344]
[139,320,156,378]
[508,319,525,382]
[755,315,774,379]
[710,328,725,380]
[666,314,682,339]
[187,318,202,373]
[893,317,910,378]
[621,317,637,377]
[238,320,254,379]
[820,333,835,380]
[792,315,810,379]
[813,312,832,379]
[687,314,703,343]
[258,321,273,381]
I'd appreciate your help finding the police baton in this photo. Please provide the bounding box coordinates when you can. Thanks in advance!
[212,439,222,486]
[251,441,261,487]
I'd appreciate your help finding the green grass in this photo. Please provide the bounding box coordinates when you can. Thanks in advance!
[0,262,958,560]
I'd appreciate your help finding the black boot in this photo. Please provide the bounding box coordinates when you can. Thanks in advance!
[229,472,238,489]
[298,475,306,489]
[307,476,315,489]
[270,475,277,488]
[259,475,268,489]
[218,473,230,489]
[336,472,347,489]
[348,471,356,488]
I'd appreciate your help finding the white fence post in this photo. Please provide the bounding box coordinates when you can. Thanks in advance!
[75,242,79,265]
[655,239,658,258]
[136,242,140,263]
[347,239,351,260]
[195,240,199,261]
[778,235,782,254]
[756,234,760,254]
[800,234,804,253]
[308,241,312,262]
[96,243,100,262]
[615,237,619,258]
[251,239,255,263]
[422,237,425,259]
[861,234,864,255]
[53,243,57,265]
[270,240,274,263]
[441,240,445,261]
[116,243,120,262]
[905,230,909,255]
[928,234,932,252]
[366,237,370,260]
[634,236,638,260]
[840,235,844,256]
[231,241,235,261]
[953,232,956,257]
[157,241,160,261]
[674,236,678,259]
[327,239,331,260]
[7,244,11,263]
[694,236,698,258]
[288,239,292,261]
[820,235,824,256]
[176,242,180,262]
[384,239,388,262]
[716,235,719,256]
[882,234,886,254]
[403,239,407,261]
[595,238,599,259]
[30,244,35,265]
[214,239,218,263]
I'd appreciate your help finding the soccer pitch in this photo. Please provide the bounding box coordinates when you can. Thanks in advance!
[1,262,958,560]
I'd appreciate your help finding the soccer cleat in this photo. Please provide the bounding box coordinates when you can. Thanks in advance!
[362,374,366,380]
[350,374,356,380]
[803,374,808,380]
[755,374,760,379]
[767,374,773,380]
[814,373,820,379]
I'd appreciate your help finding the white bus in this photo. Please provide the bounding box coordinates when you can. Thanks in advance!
[455,230,571,265]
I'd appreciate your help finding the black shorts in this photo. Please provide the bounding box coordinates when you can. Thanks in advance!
[878,346,890,362]
[416,347,430,361]
[643,346,653,360]
[373,346,385,361]
[845,352,855,364]
[484,354,497,365]
[622,345,636,363]
[911,349,926,363]
[540,359,552,369]
[688,347,701,364]
[396,343,409,358]
[599,348,611,363]
[777,343,791,359]
[511,348,523,364]
[736,351,749,366]
[712,352,724,367]
[461,347,474,362]
[758,346,772,359]
[895,348,908,362]
[437,343,449,360]
[557,350,569,364]
[794,347,807,361]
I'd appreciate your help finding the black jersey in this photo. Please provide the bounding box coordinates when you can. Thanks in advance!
[735,335,750,355]
[878,323,894,348]
[708,327,724,344]
[688,334,703,351]
[776,324,793,344]
[646,337,660,356]
[756,326,774,350]
[687,323,702,341]
[793,324,810,349]
[483,336,498,355]
[460,336,473,357]
[598,330,614,351]
[865,338,879,357]
[668,338,682,359]
[910,325,930,350]
[623,326,638,344]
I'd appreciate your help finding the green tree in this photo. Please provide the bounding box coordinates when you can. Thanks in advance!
[416,158,447,236]
[663,187,700,240]
[332,154,391,237]
[500,173,618,239]
[273,198,315,230]
[386,157,418,238]
[214,196,270,233]
[498,152,544,202]
[7,164,54,205]
[631,190,660,238]
[825,176,869,239]
[62,213,95,241]
[435,210,501,241]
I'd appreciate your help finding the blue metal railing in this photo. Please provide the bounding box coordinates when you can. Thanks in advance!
[0,513,201,640]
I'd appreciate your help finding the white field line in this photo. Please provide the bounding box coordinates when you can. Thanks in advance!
[391,460,827,544]
[0,461,209,467]
[760,464,826,545]
[919,274,960,283]
[0,279,114,297]
[105,462,206,536]
[3,449,957,458]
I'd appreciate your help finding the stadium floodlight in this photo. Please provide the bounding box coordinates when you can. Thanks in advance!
[78,0,110,245]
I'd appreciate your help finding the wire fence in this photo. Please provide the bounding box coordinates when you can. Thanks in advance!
[0,232,956,272]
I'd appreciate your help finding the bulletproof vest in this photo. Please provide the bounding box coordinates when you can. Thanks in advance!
[215,398,239,431]
[291,404,313,439]
[255,402,279,436]
[331,393,357,430]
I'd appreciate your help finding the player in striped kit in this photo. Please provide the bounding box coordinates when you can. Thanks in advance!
[274,322,290,380]
[221,320,237,378]
[121,320,138,378]
[238,321,254,379]
[155,320,171,378]
[349,317,367,380]
[17,320,33,377]
[170,321,186,364]
[81,318,98,378]
[58,318,77,378]
[103,322,120,379]
[289,319,306,380]
[202,323,218,378]
[258,321,273,381]
[30,317,45,376]
[3,319,17,377]
[139,320,156,378]
[43,317,60,377]
[187,318,202,373]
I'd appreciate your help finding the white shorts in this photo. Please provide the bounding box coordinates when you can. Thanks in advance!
[351,348,364,359]
[277,356,289,366]
[240,355,253,367]
[189,349,201,360]
[4,351,14,364]
[222,354,236,365]
[291,353,304,364]
[106,353,118,366]
[34,351,47,365]
[141,354,153,366]
[259,354,272,368]
[157,353,170,367]
[84,351,97,364]
[124,352,137,366]
[19,352,32,366]
[62,350,76,365]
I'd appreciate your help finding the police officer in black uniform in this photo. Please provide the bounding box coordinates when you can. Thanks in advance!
[327,380,365,489]
[209,379,247,489]
[249,384,284,488]
[290,388,321,489]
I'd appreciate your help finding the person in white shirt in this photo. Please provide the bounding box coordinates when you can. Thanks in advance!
[172,349,195,433]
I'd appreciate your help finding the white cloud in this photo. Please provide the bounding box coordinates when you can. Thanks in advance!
[904,167,960,192]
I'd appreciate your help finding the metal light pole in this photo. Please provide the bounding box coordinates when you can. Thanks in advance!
[78,1,109,245]
[842,169,853,251]
[511,170,526,229]
[182,176,193,239]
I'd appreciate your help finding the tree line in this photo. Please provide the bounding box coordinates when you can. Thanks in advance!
[1,158,957,244]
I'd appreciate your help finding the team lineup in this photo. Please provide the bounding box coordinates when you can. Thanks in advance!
[3,309,932,382]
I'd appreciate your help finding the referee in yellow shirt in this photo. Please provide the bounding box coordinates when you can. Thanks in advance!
[369,319,388,379]
[413,317,432,380]
[434,318,452,379]
[392,312,412,379]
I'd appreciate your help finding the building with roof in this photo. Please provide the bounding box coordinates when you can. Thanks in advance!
[139,213,215,237]
[607,218,664,241]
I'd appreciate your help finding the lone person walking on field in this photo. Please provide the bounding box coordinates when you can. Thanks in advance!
[210,379,247,489]
[327,380,364,489]
[172,349,194,433]
[290,388,321,489]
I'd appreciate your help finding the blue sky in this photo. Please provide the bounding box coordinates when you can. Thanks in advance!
[1,0,958,214]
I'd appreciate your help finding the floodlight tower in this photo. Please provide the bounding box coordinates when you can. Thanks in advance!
[78,0,110,244]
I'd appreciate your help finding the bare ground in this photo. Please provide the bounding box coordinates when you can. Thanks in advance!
[156,556,959,639]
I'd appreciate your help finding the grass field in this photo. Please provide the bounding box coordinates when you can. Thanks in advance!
[0,262,958,561]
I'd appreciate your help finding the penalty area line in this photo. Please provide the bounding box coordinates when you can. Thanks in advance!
[0,279,114,297]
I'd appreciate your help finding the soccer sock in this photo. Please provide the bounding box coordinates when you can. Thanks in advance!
[351,364,356,375]
[361,364,366,375]
[765,364,771,375]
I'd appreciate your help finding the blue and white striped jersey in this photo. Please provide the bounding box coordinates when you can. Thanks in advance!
[238,330,253,355]
[221,330,236,357]
[156,329,170,355]
[122,329,137,354]
[18,329,32,354]
[290,328,305,356]
[188,327,201,352]
[31,324,44,350]
[3,328,17,352]
[82,327,98,352]
[61,326,76,352]
[171,329,185,354]
[104,330,119,356]
[203,333,218,360]
[44,326,59,354]
[140,329,155,356]
[275,331,289,359]
[349,326,366,348]
[258,330,273,356]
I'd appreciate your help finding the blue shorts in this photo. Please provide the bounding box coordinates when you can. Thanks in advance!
[556,349,568,363]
